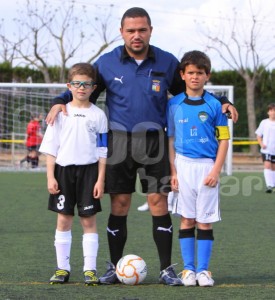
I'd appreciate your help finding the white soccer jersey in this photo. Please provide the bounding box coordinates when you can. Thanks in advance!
[39,103,108,166]
[255,118,275,155]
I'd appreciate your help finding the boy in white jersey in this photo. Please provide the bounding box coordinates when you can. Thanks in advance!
[167,51,230,287]
[255,103,275,193]
[39,63,108,285]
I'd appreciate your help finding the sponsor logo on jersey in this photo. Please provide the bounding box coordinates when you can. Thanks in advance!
[178,118,188,123]
[114,76,123,84]
[190,126,197,137]
[199,137,209,144]
[74,113,86,118]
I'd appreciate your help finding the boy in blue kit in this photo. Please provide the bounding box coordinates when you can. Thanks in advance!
[39,63,108,285]
[167,51,230,287]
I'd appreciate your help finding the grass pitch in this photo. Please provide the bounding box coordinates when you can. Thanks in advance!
[0,171,275,300]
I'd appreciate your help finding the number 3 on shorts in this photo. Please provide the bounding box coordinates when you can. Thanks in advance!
[57,195,65,210]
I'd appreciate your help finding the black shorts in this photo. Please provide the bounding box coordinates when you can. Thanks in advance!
[262,153,275,163]
[105,130,170,195]
[48,163,102,217]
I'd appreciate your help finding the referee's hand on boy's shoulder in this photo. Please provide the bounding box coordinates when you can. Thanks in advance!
[223,104,238,123]
[46,104,67,126]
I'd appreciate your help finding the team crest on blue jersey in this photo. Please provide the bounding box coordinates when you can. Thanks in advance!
[152,80,160,92]
[198,111,208,122]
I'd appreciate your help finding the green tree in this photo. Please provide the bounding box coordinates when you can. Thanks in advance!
[198,3,275,154]
[0,62,13,82]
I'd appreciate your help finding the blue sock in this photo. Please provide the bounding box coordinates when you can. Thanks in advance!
[179,228,195,271]
[196,229,214,273]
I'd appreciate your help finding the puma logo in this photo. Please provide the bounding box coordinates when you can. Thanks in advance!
[107,227,119,236]
[157,225,173,233]
[114,76,123,84]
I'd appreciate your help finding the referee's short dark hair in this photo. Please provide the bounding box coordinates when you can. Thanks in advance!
[121,7,151,27]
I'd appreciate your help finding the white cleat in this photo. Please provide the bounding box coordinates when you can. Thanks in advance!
[196,270,214,287]
[180,270,196,286]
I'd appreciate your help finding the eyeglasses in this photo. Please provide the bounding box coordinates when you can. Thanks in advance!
[70,81,94,88]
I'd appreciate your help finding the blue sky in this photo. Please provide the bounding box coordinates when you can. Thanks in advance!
[1,0,275,70]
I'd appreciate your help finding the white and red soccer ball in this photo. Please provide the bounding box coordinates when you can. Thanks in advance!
[116,254,147,285]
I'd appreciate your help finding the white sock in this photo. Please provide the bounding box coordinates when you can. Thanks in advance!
[83,233,98,272]
[264,169,273,187]
[54,230,72,272]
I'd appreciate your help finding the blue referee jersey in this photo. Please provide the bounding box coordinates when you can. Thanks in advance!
[54,46,182,132]
[93,46,180,132]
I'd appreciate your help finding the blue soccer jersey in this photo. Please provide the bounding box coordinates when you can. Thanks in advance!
[167,91,229,160]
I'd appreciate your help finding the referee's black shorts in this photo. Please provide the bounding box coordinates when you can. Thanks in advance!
[48,163,102,217]
[105,130,171,195]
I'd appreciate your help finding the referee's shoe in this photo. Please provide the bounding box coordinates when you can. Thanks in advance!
[159,264,183,286]
[99,261,120,284]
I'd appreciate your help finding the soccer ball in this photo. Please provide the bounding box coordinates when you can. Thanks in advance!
[116,254,147,285]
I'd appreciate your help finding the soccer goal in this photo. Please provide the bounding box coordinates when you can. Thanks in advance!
[0,83,64,168]
[205,85,234,175]
[0,83,233,174]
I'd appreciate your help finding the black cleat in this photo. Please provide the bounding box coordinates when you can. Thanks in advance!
[49,269,70,284]
[84,270,99,286]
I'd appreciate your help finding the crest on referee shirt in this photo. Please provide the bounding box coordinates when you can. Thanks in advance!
[198,111,208,122]
[151,80,161,92]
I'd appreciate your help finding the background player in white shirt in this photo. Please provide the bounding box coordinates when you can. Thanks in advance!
[167,51,230,287]
[255,103,275,193]
[39,63,108,285]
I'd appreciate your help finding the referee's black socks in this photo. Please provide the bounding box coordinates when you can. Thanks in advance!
[152,213,173,271]
[107,214,127,266]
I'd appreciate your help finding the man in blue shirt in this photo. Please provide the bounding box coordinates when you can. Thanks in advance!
[46,7,238,286]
